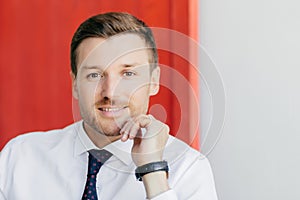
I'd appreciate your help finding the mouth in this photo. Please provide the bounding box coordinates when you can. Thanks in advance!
[97,106,128,118]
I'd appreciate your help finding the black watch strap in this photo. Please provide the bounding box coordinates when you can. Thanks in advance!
[135,161,169,181]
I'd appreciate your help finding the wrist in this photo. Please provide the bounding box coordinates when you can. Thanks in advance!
[135,161,170,198]
[132,153,163,167]
[142,171,169,199]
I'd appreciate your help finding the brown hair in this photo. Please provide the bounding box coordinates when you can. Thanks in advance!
[70,12,158,76]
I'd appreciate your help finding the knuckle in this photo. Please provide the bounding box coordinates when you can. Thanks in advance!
[163,124,170,133]
[133,121,139,129]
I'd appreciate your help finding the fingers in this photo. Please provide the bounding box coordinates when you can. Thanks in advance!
[120,115,152,141]
[120,119,132,141]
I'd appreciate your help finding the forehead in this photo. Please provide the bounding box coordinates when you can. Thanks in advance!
[76,34,151,70]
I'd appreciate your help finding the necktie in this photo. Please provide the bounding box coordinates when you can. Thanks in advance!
[81,149,112,200]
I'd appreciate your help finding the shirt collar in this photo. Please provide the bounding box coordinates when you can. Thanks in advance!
[74,120,132,166]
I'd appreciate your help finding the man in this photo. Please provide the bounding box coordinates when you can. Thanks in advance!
[0,12,218,199]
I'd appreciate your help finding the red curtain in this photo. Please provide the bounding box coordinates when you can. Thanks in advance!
[0,0,199,150]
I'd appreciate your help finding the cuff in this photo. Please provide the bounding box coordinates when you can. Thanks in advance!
[147,189,178,200]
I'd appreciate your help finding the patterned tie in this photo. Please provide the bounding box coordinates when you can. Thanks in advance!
[81,149,112,200]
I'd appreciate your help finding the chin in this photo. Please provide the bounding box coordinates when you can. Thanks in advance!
[97,125,121,137]
[102,131,121,137]
[96,117,125,135]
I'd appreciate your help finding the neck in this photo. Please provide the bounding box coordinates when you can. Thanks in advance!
[83,122,122,149]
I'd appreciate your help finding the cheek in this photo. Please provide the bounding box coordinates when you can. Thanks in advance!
[78,83,98,103]
[120,78,150,94]
[128,85,151,111]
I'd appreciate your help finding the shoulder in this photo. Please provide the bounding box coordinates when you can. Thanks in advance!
[0,122,83,194]
[0,122,80,155]
[164,135,212,173]
[165,135,206,161]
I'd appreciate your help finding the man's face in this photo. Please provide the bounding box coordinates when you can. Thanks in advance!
[72,34,160,137]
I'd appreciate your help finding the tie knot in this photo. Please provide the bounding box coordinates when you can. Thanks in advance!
[87,149,112,175]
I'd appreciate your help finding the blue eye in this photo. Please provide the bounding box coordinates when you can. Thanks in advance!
[87,73,103,80]
[123,71,136,77]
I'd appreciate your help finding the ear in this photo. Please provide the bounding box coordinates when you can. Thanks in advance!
[149,67,160,96]
[70,71,79,99]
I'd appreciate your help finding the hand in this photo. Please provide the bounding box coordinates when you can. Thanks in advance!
[120,114,170,198]
[120,114,169,167]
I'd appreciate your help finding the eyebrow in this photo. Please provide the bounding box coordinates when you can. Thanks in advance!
[122,63,142,68]
[81,65,100,70]
[81,62,146,70]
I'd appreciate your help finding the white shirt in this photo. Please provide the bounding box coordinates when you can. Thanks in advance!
[0,121,218,200]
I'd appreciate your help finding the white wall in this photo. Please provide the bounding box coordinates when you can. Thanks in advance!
[199,0,300,200]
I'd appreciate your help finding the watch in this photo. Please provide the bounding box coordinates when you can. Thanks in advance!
[135,161,169,181]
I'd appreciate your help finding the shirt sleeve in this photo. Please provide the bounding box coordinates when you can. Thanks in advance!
[173,155,218,200]
[0,138,15,198]
[149,189,178,200]
[146,154,218,200]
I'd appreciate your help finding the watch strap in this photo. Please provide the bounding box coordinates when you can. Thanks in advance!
[135,161,169,181]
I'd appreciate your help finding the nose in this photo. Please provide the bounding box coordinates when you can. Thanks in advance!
[99,74,118,99]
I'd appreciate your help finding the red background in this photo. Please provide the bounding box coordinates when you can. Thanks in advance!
[0,0,199,150]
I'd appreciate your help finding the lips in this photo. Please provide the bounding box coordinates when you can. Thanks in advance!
[99,107,125,112]
[98,106,128,117]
